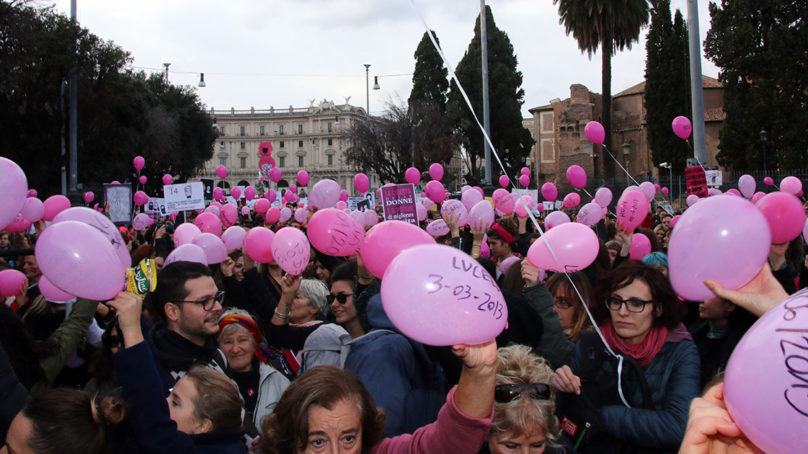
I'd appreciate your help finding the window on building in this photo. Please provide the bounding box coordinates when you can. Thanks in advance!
[298,156,304,167]
[240,142,246,150]
[327,122,333,132]
[219,126,226,135]
[327,154,333,166]
[259,125,265,136]
[239,125,245,136]
[298,124,303,134]
[279,125,284,135]
[327,138,333,146]
[239,157,246,168]
[298,140,303,148]
[280,141,284,148]
[279,156,285,168]
[219,141,225,150]
[219,157,227,166]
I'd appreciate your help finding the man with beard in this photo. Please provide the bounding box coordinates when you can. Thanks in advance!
[146,261,229,388]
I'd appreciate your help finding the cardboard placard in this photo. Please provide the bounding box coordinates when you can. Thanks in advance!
[103,183,133,226]
[381,184,418,225]
[685,166,708,197]
[348,194,376,212]
[163,182,205,213]
[705,170,723,187]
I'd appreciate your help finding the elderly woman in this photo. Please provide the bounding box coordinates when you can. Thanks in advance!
[217,309,291,438]
[483,345,568,454]
[289,278,330,326]
[256,341,498,454]
[552,261,700,452]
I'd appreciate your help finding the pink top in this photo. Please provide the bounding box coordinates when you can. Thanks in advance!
[372,386,494,454]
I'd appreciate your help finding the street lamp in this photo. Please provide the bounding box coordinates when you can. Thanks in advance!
[760,128,767,176]
[364,64,371,115]
[198,73,206,88]
[660,162,673,203]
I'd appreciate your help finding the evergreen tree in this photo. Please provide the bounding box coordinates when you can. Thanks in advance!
[645,1,691,171]
[705,1,808,170]
[408,31,449,111]
[447,5,533,186]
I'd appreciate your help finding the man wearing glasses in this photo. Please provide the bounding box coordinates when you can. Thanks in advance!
[147,261,229,388]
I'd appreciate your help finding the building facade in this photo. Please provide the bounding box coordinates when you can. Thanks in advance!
[197,100,378,196]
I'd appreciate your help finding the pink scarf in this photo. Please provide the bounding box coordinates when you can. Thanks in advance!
[601,322,692,366]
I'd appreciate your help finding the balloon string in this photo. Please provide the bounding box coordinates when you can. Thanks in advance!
[409,0,631,407]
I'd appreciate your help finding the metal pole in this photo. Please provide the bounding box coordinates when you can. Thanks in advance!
[364,64,371,115]
[480,0,492,186]
[163,63,171,84]
[68,0,78,194]
[669,165,673,205]
[60,79,67,195]
[686,0,707,165]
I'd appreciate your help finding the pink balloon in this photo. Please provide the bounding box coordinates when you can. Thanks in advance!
[133,191,149,207]
[310,179,341,209]
[216,165,228,179]
[294,207,308,224]
[132,213,150,231]
[424,180,446,204]
[519,174,530,187]
[194,212,222,236]
[584,121,605,145]
[339,190,349,202]
[222,226,247,250]
[162,174,173,185]
[335,201,347,210]
[279,207,292,223]
[83,191,94,204]
[244,186,256,201]
[271,227,310,275]
[269,167,282,183]
[756,192,806,243]
[514,195,535,218]
[461,188,483,212]
[428,163,444,181]
[27,189,37,198]
[566,165,587,189]
[669,195,770,300]
[416,203,427,222]
[499,256,521,275]
[307,208,365,256]
[165,244,208,266]
[594,187,613,207]
[254,199,270,215]
[726,189,742,197]
[381,244,507,346]
[354,173,370,194]
[441,199,468,227]
[297,170,310,186]
[360,220,435,278]
[133,156,145,171]
[221,204,238,226]
[469,200,495,232]
[527,222,599,272]
[38,275,73,301]
[110,180,121,185]
[654,183,660,191]
[492,188,514,215]
[615,190,648,232]
[265,207,280,223]
[231,187,242,200]
[350,210,365,225]
[724,290,808,454]
[20,197,44,223]
[0,269,27,297]
[35,220,125,301]
[204,205,221,217]
[498,175,510,188]
[266,189,277,203]
[173,223,202,247]
[669,215,680,229]
[629,233,652,260]
[240,206,250,216]
[708,188,722,197]
[42,195,71,221]
[562,192,581,208]
[544,211,570,230]
[541,183,558,202]
[479,233,490,258]
[3,215,30,233]
[405,167,421,185]
[737,174,755,198]
[289,184,297,194]
[520,167,530,176]
[764,176,774,186]
[426,219,450,237]
[576,202,602,226]
[138,175,147,185]
[686,194,699,206]
[661,187,669,195]
[213,187,224,201]
[671,116,692,139]
[474,186,484,197]
[244,227,275,263]
[192,233,228,264]
[639,181,656,201]
[363,210,379,227]
[780,176,802,195]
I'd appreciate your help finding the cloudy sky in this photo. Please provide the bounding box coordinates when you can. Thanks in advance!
[50,0,719,117]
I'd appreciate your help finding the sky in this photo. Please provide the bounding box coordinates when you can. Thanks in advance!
[50,0,720,118]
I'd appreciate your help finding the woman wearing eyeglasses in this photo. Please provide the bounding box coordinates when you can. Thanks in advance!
[482,345,570,454]
[552,260,700,452]
[545,272,593,343]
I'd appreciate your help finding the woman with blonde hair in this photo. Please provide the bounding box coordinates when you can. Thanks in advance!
[545,272,594,343]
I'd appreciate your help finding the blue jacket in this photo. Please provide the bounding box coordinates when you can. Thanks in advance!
[569,338,700,450]
[114,342,245,454]
[344,293,445,437]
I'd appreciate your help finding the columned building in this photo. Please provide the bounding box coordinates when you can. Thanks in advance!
[197,100,379,196]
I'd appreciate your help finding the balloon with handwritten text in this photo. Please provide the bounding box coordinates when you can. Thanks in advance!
[381,244,508,346]
[271,227,310,275]
[724,288,808,453]
[615,189,648,232]
[307,208,365,256]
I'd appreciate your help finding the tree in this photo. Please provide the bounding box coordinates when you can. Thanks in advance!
[408,31,449,111]
[0,1,215,197]
[447,5,533,186]
[705,1,808,170]
[344,103,457,184]
[645,1,691,171]
[554,0,650,181]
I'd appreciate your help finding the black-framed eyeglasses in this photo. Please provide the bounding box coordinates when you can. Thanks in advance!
[494,383,552,403]
[605,295,653,313]
[327,292,353,305]
[553,296,573,310]
[175,290,225,311]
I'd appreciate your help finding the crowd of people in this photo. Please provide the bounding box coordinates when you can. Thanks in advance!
[0,177,796,454]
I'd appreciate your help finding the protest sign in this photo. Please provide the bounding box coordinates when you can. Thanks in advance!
[164,182,205,213]
[381,184,418,225]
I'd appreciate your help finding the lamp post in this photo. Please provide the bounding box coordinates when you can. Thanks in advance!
[364,64,371,115]
[660,162,673,204]
[760,128,767,176]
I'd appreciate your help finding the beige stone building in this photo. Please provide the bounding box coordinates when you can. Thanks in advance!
[197,100,378,195]
[526,76,725,194]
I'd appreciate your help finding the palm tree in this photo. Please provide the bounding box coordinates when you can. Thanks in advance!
[553,0,649,181]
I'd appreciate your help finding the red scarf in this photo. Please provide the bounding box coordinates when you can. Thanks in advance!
[601,322,668,367]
